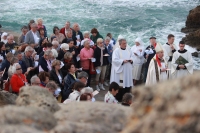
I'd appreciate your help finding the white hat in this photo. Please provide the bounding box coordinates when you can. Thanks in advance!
[155,42,163,53]
[60,43,69,51]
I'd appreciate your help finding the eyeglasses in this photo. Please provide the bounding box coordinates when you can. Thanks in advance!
[33,83,41,85]
[16,68,22,70]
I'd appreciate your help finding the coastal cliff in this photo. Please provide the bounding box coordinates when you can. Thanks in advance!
[181,5,200,50]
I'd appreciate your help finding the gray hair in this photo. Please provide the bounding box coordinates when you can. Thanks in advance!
[80,87,93,94]
[7,34,14,39]
[83,31,90,37]
[25,46,34,53]
[97,38,103,43]
[119,38,126,45]
[31,23,37,28]
[122,93,133,104]
[10,57,19,65]
[46,81,58,91]
[52,40,59,46]
[83,39,90,46]
[105,36,111,41]
[31,75,40,84]
[44,50,53,56]
[12,63,21,74]
[51,49,58,58]
[77,71,88,79]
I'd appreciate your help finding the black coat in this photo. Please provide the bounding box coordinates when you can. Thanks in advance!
[72,30,84,46]
[69,46,78,68]
[144,45,156,68]
[38,56,49,72]
[93,47,109,67]
[0,59,10,80]
[50,68,63,89]
[57,49,65,60]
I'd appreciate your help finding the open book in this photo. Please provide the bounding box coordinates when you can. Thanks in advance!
[175,56,188,65]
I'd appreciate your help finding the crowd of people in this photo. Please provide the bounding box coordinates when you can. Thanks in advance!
[0,19,194,105]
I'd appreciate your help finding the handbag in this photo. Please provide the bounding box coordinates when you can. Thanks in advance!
[89,61,96,75]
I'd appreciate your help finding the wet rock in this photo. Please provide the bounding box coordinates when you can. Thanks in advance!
[122,72,200,133]
[181,5,200,49]
[15,86,60,113]
[0,90,17,106]
[0,106,56,131]
[52,102,132,133]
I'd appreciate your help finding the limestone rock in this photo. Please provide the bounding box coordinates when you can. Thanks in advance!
[52,102,132,133]
[0,106,56,131]
[15,86,60,113]
[181,5,200,49]
[0,90,17,106]
[0,125,45,133]
[122,72,200,133]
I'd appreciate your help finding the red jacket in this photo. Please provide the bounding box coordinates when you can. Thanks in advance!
[60,27,73,37]
[10,74,27,93]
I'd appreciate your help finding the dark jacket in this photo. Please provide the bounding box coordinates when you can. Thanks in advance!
[50,68,63,89]
[5,43,18,53]
[0,59,10,80]
[144,45,156,68]
[38,56,49,72]
[0,50,6,60]
[62,73,77,100]
[104,44,113,63]
[90,32,103,44]
[72,30,84,46]
[94,46,109,67]
[21,55,34,73]
[57,49,65,60]
[69,46,78,67]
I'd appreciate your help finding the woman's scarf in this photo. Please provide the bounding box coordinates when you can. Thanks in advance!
[98,46,104,66]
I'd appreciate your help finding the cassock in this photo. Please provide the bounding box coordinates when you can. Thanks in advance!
[110,47,133,88]
[145,56,168,85]
[171,49,193,78]
[163,43,177,79]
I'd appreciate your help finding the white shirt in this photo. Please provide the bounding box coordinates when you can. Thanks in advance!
[104,91,118,104]
[58,74,62,83]
[31,31,40,44]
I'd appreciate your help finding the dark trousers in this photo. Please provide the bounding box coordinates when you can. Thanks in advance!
[115,87,131,102]
[105,63,112,81]
[82,69,91,87]
[143,67,148,83]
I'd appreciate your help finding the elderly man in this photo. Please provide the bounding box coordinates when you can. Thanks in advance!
[171,41,193,78]
[146,42,168,85]
[25,23,40,50]
[60,21,72,37]
[62,29,73,43]
[72,23,84,46]
[110,38,133,101]
[30,75,41,86]
[18,26,29,45]
[5,34,18,53]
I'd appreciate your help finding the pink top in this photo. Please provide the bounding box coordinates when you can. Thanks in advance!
[80,48,94,70]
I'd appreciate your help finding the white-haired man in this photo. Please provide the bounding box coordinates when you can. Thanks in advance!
[5,34,18,53]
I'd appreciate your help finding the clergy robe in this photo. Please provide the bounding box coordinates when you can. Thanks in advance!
[146,56,168,85]
[163,43,177,79]
[171,49,193,78]
[110,47,133,88]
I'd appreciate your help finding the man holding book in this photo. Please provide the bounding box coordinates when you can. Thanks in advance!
[171,41,193,78]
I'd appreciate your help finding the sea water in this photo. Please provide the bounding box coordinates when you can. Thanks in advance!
[0,0,200,69]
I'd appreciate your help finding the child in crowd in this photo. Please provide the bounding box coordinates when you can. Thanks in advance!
[104,82,119,104]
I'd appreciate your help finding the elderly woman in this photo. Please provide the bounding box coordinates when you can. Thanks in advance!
[1,32,8,44]
[57,43,69,60]
[90,28,103,44]
[50,26,65,44]
[131,38,145,85]
[51,49,58,63]
[18,26,28,45]
[80,39,94,87]
[62,63,77,101]
[39,50,53,72]
[46,81,61,101]
[10,63,27,94]
[38,71,50,87]
[50,60,63,89]
[94,38,109,91]
[81,31,94,48]
[8,57,19,78]
[37,18,47,37]
[61,51,73,77]
[52,40,60,52]
[121,93,133,106]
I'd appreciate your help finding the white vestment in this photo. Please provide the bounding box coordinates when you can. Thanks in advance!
[171,50,193,78]
[131,44,145,80]
[163,43,177,79]
[110,48,133,88]
[146,57,168,85]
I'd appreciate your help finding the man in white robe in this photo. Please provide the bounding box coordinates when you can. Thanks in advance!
[110,38,133,101]
[171,41,193,78]
[163,34,177,79]
[113,35,130,51]
[146,42,168,85]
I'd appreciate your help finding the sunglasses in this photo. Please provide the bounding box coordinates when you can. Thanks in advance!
[16,68,22,70]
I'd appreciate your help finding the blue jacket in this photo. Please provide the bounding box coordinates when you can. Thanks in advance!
[104,44,113,63]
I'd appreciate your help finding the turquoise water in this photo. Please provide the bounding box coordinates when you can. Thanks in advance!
[0,0,200,68]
